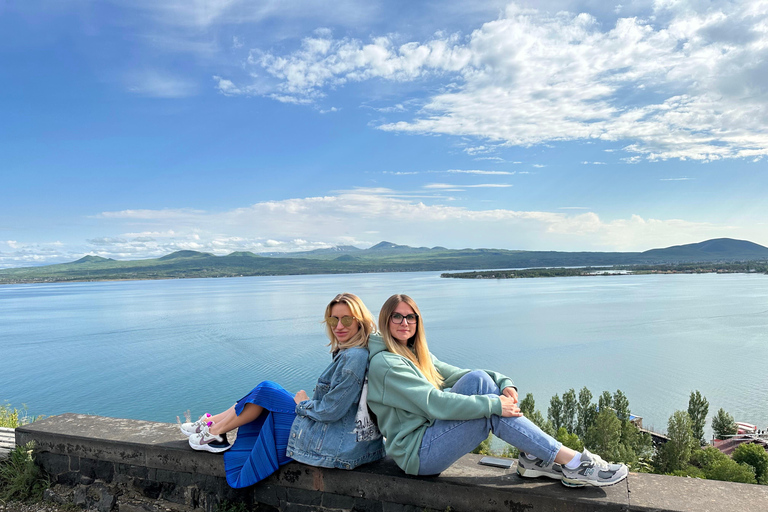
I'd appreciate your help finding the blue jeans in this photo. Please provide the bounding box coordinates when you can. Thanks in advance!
[417,371,562,475]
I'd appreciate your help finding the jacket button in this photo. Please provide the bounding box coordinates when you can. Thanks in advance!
[292,433,296,437]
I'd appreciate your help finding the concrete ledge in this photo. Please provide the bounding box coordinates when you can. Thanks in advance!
[16,414,768,512]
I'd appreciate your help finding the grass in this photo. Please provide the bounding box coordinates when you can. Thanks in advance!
[0,443,49,504]
[0,402,40,428]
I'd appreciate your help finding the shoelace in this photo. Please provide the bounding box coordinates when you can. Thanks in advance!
[587,453,611,470]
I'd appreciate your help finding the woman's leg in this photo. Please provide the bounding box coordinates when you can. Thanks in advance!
[418,371,563,474]
[208,403,264,435]
[208,405,237,425]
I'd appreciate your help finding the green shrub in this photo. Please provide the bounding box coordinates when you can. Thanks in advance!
[705,458,757,484]
[0,443,49,503]
[732,443,768,484]
[669,465,705,479]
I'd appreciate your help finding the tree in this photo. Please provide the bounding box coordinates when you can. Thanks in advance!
[687,391,709,445]
[585,409,622,461]
[732,443,768,484]
[561,389,577,433]
[548,394,563,431]
[598,391,613,413]
[556,426,584,452]
[711,408,737,440]
[613,390,630,422]
[663,410,696,472]
[520,393,536,417]
[576,387,595,438]
[520,393,554,436]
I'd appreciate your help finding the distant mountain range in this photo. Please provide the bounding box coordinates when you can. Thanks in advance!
[1,238,767,284]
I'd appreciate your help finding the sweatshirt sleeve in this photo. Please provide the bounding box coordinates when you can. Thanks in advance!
[295,349,366,423]
[432,354,516,392]
[373,355,503,420]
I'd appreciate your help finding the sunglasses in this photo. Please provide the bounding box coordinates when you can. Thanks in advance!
[327,315,357,328]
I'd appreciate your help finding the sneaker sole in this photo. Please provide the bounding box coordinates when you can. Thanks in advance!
[189,440,232,453]
[561,472,628,488]
[179,425,197,437]
[517,466,563,480]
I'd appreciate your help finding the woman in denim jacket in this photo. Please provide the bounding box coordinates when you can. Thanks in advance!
[180,293,385,488]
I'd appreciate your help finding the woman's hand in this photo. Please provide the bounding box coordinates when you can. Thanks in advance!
[294,390,309,404]
[502,386,518,403]
[499,395,523,417]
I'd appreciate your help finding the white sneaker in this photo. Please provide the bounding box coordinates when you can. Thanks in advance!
[561,449,628,488]
[189,425,231,453]
[178,413,212,437]
[516,452,564,480]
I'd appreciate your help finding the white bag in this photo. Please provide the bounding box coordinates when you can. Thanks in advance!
[353,377,382,441]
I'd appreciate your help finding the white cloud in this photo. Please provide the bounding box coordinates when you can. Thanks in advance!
[424,183,512,189]
[3,189,761,267]
[446,169,514,175]
[226,0,768,162]
[126,69,198,98]
[660,177,694,181]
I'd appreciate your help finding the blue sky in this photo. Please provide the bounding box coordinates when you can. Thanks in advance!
[1,0,767,268]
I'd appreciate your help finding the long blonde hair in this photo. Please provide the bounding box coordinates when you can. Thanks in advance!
[378,294,444,389]
[324,293,376,352]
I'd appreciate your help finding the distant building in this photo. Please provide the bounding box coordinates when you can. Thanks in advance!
[713,436,768,456]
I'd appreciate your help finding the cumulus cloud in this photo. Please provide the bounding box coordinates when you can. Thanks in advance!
[2,188,756,267]
[220,0,768,162]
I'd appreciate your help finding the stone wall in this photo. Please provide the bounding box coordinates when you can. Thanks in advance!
[16,414,768,512]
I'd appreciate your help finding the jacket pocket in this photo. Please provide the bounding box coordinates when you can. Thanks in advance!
[295,417,329,454]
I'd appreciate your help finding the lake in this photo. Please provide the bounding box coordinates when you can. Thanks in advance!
[2,271,767,435]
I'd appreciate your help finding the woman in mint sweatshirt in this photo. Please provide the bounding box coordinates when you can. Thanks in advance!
[367,294,628,488]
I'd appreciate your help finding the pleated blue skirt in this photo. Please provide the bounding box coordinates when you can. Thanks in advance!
[223,380,297,488]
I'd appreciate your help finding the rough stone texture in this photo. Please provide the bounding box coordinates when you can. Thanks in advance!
[16,414,768,512]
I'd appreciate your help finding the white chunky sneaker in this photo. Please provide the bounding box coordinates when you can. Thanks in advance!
[516,452,564,480]
[561,449,628,488]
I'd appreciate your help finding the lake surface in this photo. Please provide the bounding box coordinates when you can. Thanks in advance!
[2,272,767,435]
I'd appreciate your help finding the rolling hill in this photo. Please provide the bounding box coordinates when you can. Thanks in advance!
[1,238,766,284]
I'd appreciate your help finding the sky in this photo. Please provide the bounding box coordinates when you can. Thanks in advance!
[1,0,767,268]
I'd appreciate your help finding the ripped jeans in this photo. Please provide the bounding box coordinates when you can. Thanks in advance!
[417,370,562,475]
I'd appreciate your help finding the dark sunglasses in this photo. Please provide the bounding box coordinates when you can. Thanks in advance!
[327,315,357,328]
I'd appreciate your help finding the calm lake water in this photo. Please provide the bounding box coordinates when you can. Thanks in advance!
[2,272,767,435]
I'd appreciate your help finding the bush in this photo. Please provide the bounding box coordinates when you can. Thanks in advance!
[0,443,49,503]
[732,443,768,484]
[705,458,757,484]
[690,446,729,469]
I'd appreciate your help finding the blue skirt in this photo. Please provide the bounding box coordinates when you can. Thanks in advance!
[223,381,297,488]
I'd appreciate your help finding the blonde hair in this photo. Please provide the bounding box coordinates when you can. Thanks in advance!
[323,293,376,352]
[378,294,444,389]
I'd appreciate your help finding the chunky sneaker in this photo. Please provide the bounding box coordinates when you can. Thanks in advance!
[516,452,563,480]
[189,425,231,453]
[561,449,628,488]
[178,413,212,437]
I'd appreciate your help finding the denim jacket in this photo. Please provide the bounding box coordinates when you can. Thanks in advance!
[286,347,385,469]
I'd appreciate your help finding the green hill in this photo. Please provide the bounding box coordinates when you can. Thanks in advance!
[1,238,766,285]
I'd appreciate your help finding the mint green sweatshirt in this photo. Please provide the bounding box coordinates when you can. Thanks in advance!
[366,334,515,475]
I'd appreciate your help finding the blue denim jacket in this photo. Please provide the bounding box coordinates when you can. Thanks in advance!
[286,347,385,469]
